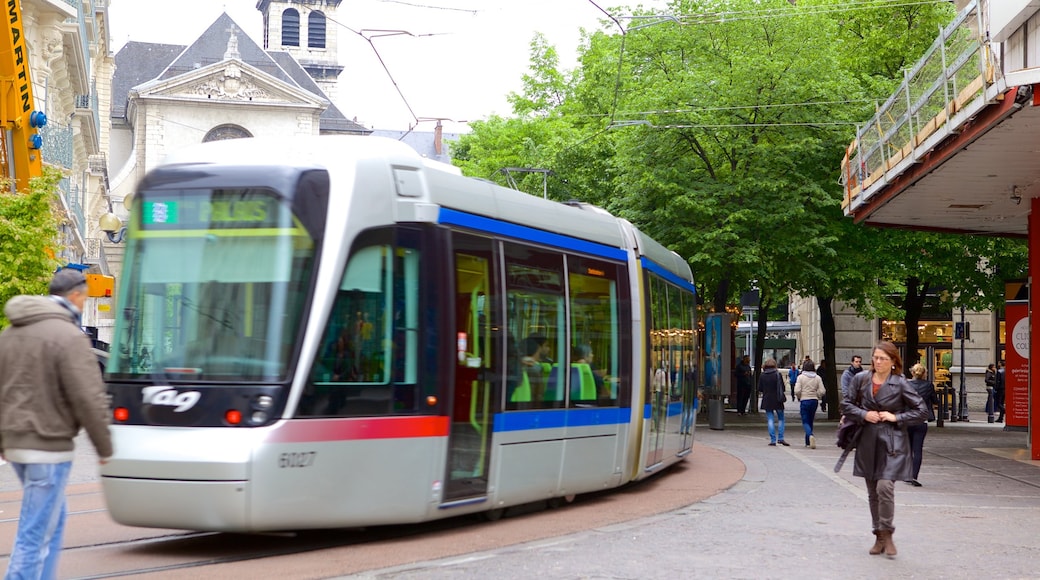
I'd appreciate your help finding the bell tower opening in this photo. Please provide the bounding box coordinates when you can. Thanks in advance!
[256,0,345,100]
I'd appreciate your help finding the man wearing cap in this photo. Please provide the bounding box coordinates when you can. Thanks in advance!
[0,269,113,579]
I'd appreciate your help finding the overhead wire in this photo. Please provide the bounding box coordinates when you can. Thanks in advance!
[316,0,949,142]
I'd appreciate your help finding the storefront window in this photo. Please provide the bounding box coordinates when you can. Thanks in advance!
[881,320,953,343]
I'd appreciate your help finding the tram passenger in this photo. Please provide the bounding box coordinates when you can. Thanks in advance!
[519,336,549,403]
[573,344,606,399]
[528,333,553,364]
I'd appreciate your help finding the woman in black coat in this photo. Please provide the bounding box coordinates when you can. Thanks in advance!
[906,363,939,487]
[758,358,788,446]
[841,341,927,558]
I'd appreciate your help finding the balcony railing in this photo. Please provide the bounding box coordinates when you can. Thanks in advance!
[840,0,996,210]
[40,122,73,170]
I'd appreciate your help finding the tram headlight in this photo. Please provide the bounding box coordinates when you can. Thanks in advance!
[255,395,273,409]
[251,411,268,424]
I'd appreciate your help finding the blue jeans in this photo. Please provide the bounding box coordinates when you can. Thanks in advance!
[765,409,786,443]
[681,406,694,434]
[800,399,819,445]
[6,462,72,580]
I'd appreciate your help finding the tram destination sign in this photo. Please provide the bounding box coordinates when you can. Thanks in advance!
[141,191,281,229]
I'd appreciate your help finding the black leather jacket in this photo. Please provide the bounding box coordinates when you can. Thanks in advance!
[841,372,927,481]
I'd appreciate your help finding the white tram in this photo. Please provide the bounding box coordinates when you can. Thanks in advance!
[100,136,698,532]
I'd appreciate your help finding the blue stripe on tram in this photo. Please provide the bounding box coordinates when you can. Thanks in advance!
[439,208,629,262]
[493,407,631,432]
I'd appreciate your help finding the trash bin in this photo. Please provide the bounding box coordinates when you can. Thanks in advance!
[707,389,725,430]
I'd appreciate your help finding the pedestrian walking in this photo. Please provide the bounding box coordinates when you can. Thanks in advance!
[906,363,939,487]
[735,355,753,416]
[0,269,114,580]
[840,341,927,557]
[794,361,825,448]
[841,354,865,400]
[787,362,799,401]
[758,358,788,446]
[994,361,1006,422]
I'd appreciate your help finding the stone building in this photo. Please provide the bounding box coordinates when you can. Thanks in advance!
[12,0,112,293]
[790,295,1002,417]
[100,2,370,344]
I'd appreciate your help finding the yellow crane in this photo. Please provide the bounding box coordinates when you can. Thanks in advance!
[0,0,47,192]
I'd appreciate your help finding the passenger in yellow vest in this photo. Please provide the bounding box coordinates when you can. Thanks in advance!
[573,344,606,397]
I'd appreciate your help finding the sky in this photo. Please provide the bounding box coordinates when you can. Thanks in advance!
[107,0,667,133]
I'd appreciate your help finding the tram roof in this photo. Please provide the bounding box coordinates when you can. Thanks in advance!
[157,135,694,284]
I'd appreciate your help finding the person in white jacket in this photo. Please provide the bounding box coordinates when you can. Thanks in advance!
[795,361,826,448]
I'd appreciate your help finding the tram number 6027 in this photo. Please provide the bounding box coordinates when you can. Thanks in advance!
[278,451,316,468]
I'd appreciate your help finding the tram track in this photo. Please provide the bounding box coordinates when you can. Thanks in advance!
[0,445,737,579]
[61,518,473,579]
[926,448,1040,490]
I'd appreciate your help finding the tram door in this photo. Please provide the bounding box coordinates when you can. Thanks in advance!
[445,234,497,501]
[644,276,669,469]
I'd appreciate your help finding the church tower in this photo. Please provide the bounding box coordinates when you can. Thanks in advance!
[256,0,344,101]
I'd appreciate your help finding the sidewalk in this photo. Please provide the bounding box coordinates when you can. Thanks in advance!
[352,413,1040,579]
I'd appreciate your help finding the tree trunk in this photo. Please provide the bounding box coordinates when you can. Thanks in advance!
[712,278,730,313]
[903,276,928,376]
[817,295,840,420]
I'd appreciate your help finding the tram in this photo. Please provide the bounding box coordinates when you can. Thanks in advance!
[99,136,698,532]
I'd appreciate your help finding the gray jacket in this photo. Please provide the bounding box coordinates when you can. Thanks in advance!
[0,296,113,458]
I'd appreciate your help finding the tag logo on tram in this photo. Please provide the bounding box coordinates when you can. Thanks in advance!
[142,386,202,412]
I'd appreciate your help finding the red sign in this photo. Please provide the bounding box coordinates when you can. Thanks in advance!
[1005,302,1028,428]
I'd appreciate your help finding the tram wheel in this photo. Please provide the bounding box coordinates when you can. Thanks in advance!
[547,494,576,509]
[481,508,505,521]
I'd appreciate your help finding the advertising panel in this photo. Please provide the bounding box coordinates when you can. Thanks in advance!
[1004,301,1029,428]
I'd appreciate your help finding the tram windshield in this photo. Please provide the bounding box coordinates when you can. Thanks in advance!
[107,188,316,381]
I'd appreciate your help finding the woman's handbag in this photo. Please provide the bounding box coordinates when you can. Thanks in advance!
[833,379,865,473]
[835,417,861,450]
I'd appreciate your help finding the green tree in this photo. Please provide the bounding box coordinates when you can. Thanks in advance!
[0,167,64,327]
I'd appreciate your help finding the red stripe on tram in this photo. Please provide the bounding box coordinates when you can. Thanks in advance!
[266,416,450,443]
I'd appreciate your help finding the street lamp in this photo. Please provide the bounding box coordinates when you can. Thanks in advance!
[98,195,132,243]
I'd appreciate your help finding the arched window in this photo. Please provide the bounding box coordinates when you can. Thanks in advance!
[308,12,327,48]
[203,124,252,143]
[282,8,300,47]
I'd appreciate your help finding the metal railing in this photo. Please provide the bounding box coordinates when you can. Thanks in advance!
[841,0,996,209]
[40,122,73,170]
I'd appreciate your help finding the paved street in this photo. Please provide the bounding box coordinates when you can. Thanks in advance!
[350,410,1039,579]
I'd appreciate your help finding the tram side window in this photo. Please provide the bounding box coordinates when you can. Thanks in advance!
[503,242,565,410]
[567,256,628,407]
[648,272,697,412]
[302,229,422,417]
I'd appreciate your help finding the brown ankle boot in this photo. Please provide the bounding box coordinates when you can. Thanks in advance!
[879,529,897,557]
[869,531,884,555]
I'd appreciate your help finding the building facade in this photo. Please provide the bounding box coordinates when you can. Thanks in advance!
[11,0,113,336]
[100,4,369,344]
